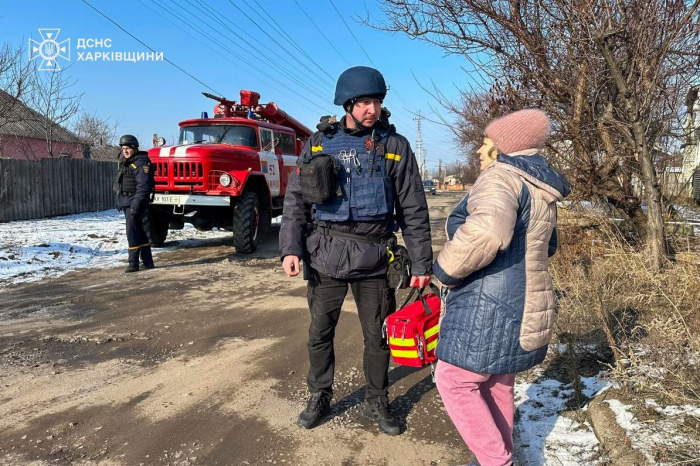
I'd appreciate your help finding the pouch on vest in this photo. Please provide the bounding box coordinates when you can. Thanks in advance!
[299,153,339,204]
[387,244,411,289]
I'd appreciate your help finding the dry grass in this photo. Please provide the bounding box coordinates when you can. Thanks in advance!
[553,211,699,400]
[551,210,700,462]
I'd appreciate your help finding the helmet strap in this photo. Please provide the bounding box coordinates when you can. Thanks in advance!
[344,98,372,130]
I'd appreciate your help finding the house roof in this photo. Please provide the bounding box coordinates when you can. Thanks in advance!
[0,90,82,144]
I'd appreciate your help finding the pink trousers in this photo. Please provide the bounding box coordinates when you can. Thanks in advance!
[435,360,516,466]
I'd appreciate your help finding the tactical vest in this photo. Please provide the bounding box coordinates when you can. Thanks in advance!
[118,162,137,194]
[313,129,393,222]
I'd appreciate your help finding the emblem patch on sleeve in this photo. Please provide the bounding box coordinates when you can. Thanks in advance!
[143,165,150,174]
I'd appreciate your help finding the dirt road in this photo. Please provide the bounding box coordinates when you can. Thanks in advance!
[0,193,468,465]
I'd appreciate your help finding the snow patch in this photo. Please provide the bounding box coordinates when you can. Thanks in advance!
[605,398,700,465]
[514,370,611,465]
[0,210,279,286]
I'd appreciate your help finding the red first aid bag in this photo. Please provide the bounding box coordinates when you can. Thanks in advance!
[383,285,441,367]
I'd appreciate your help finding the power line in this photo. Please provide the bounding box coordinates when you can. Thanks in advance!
[323,1,422,119]
[226,0,334,89]
[327,0,377,68]
[136,0,327,115]
[247,0,336,82]
[203,0,332,92]
[293,0,351,67]
[80,0,222,95]
[173,0,332,104]
[148,0,333,112]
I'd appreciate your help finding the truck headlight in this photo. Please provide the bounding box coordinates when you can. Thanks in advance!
[220,173,232,187]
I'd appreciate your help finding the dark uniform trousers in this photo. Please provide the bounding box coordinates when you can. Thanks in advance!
[306,270,396,400]
[124,207,152,265]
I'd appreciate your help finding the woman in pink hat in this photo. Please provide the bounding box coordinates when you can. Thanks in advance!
[432,109,570,465]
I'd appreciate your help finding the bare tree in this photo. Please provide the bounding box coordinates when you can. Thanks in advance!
[26,65,82,158]
[446,155,480,186]
[73,111,119,161]
[378,0,700,270]
[0,42,33,132]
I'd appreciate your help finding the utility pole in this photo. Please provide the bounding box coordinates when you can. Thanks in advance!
[415,110,423,179]
[438,159,443,188]
[423,150,428,179]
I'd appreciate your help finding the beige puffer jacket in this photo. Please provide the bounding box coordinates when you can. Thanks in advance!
[433,151,570,374]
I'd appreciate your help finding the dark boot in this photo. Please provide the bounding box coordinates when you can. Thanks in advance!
[296,392,331,429]
[365,396,400,436]
[125,248,140,273]
[141,246,155,269]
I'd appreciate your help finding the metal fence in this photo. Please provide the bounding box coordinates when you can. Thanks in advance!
[0,158,115,222]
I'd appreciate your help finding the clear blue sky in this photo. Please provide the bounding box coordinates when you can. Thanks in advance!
[2,0,482,169]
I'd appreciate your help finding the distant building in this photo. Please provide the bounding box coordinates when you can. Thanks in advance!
[442,174,471,191]
[0,90,84,160]
[681,87,700,197]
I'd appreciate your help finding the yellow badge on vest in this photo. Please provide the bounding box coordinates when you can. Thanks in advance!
[130,163,137,169]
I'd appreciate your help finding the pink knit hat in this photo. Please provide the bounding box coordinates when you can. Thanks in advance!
[484,109,551,154]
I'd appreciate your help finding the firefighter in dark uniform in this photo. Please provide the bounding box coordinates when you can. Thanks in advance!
[114,134,155,273]
[280,66,433,435]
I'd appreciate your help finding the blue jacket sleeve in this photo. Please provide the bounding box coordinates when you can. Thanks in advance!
[548,227,558,257]
[445,194,469,241]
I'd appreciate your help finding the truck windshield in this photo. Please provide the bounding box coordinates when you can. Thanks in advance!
[179,125,258,148]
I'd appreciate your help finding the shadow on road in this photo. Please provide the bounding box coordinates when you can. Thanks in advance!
[321,364,435,433]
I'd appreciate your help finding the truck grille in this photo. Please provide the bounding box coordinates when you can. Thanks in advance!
[155,162,168,178]
[173,162,203,180]
[154,161,205,188]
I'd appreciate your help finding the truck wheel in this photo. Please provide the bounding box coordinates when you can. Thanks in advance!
[233,192,260,253]
[149,210,169,248]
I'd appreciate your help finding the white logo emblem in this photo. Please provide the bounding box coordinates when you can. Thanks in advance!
[29,29,70,71]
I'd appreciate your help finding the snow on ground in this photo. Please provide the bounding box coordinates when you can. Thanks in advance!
[0,209,238,286]
[514,370,612,465]
[605,398,700,465]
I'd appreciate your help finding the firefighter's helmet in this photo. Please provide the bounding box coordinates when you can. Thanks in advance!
[334,66,387,108]
[119,134,139,148]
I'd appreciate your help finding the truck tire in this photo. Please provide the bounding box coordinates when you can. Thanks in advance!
[233,192,260,253]
[149,210,169,248]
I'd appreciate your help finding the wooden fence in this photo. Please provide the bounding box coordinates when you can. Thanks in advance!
[0,158,116,222]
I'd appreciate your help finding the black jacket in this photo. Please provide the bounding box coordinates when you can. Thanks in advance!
[115,151,153,211]
[279,118,432,278]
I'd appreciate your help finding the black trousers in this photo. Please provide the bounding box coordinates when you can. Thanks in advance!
[124,208,150,263]
[306,270,396,400]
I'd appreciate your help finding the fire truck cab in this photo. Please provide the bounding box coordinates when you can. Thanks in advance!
[148,90,312,253]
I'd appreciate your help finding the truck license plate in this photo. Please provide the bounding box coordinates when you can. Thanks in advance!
[153,194,184,205]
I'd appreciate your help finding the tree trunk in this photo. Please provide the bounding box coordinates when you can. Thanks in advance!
[637,144,670,271]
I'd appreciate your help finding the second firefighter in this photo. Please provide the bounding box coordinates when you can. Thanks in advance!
[114,134,155,273]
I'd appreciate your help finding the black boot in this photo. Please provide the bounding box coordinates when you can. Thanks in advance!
[365,396,400,436]
[125,248,140,273]
[141,246,155,269]
[296,392,331,429]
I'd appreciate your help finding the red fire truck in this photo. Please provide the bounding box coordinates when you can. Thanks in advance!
[147,90,312,253]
